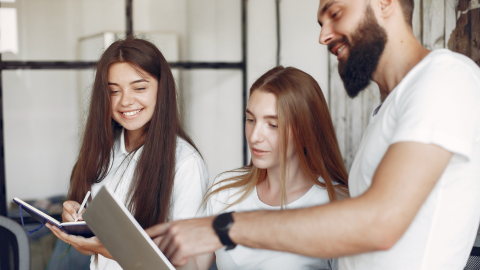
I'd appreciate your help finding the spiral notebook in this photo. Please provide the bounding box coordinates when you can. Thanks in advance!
[12,197,94,237]
[82,185,176,270]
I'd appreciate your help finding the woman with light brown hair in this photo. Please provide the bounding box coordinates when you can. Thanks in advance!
[186,66,348,270]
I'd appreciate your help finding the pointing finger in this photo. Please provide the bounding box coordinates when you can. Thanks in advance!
[145,222,172,238]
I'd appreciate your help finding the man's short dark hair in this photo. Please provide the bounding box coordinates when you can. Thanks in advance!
[398,0,414,26]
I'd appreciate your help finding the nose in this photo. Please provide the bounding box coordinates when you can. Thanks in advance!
[248,122,265,145]
[319,23,334,45]
[120,91,135,107]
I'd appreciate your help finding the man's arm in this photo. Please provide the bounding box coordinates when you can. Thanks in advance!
[147,142,452,266]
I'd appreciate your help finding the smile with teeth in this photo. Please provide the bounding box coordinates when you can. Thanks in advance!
[337,45,346,55]
[122,109,142,116]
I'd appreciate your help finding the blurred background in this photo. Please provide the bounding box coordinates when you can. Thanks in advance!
[0,0,329,209]
[0,0,478,269]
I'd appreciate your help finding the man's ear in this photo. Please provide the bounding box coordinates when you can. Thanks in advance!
[377,0,397,19]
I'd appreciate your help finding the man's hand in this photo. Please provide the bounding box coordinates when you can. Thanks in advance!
[149,142,453,262]
[146,216,222,266]
[221,142,454,258]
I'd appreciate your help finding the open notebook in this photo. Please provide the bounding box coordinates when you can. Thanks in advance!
[83,186,176,270]
[13,197,94,237]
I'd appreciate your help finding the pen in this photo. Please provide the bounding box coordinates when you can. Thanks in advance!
[74,191,91,222]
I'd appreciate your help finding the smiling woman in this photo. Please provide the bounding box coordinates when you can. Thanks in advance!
[45,38,209,270]
[108,62,158,151]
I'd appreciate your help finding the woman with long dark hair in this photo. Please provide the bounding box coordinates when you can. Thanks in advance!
[46,38,208,270]
[158,66,348,270]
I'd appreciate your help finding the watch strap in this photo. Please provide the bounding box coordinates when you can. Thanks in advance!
[218,231,236,250]
[213,212,237,250]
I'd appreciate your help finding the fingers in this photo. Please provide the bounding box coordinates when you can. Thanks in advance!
[166,226,199,267]
[170,251,189,266]
[152,236,163,246]
[164,242,179,261]
[46,223,62,240]
[153,222,189,266]
[46,224,96,255]
[76,206,87,221]
[47,223,88,247]
[47,223,80,245]
[145,222,172,238]
[76,208,87,221]
[62,201,81,222]
[155,218,220,267]
[46,223,63,241]
[159,228,177,258]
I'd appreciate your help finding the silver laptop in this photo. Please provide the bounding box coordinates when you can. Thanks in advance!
[83,185,176,270]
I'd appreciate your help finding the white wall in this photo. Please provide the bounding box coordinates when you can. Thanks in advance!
[247,0,328,97]
[2,0,79,204]
[279,0,329,101]
[2,0,126,203]
[3,70,79,202]
[182,0,243,182]
[2,0,330,204]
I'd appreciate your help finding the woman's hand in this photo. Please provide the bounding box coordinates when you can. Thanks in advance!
[46,223,113,259]
[62,200,84,222]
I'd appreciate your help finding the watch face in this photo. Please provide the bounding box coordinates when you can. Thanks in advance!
[214,213,232,230]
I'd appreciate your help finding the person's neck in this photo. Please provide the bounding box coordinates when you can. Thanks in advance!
[124,129,145,152]
[257,156,313,206]
[372,29,431,101]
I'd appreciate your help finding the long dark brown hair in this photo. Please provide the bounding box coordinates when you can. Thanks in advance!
[203,66,348,209]
[69,38,199,228]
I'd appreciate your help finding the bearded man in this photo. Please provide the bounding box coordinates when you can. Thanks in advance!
[146,0,480,269]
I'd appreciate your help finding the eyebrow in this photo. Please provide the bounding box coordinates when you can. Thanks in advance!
[318,0,338,26]
[108,79,149,86]
[246,108,278,120]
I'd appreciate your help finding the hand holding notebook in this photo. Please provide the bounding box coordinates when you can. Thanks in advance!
[42,192,114,259]
[13,197,94,237]
[82,186,176,270]
[46,222,113,258]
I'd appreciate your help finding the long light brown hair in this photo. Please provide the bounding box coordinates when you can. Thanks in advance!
[69,38,199,228]
[204,66,348,209]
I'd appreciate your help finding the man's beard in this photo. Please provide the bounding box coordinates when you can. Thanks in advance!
[332,5,388,98]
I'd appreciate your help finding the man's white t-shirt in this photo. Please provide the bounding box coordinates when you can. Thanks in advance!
[207,172,338,270]
[339,49,480,270]
[89,129,208,270]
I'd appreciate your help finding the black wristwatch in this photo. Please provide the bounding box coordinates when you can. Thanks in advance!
[213,212,237,250]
